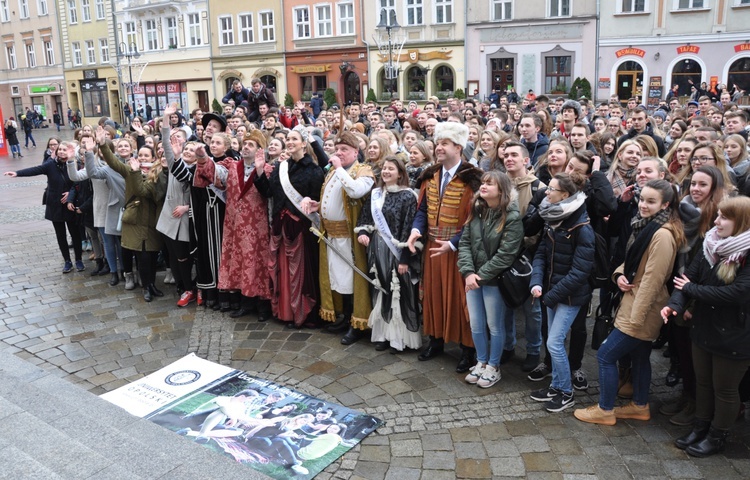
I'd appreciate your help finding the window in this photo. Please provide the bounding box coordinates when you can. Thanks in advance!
[492,0,512,20]
[72,41,82,65]
[259,11,274,42]
[6,44,17,69]
[338,2,354,35]
[379,0,396,26]
[95,0,104,19]
[315,5,332,37]
[621,0,646,11]
[406,0,423,25]
[548,0,571,16]
[81,0,90,21]
[218,15,233,45]
[239,13,253,44]
[187,13,202,46]
[435,65,454,92]
[300,75,327,100]
[435,0,453,23]
[544,56,572,92]
[675,0,704,7]
[0,0,9,22]
[44,39,53,65]
[145,19,159,50]
[19,0,29,18]
[85,40,95,64]
[165,17,178,48]
[25,42,36,67]
[738,0,750,4]
[38,0,47,15]
[294,7,310,39]
[68,0,77,23]
[124,21,136,48]
[99,38,108,62]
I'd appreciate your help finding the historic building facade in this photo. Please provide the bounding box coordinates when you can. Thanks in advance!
[466,0,597,102]
[0,0,68,123]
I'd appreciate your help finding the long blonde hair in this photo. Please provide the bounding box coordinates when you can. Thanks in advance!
[715,196,750,283]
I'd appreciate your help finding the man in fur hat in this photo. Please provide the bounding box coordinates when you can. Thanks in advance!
[308,132,374,344]
[407,122,483,372]
[193,130,273,319]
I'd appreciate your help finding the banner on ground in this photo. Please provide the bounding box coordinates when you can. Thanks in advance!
[101,353,383,480]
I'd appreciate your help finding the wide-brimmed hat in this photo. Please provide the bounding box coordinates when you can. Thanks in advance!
[201,112,227,131]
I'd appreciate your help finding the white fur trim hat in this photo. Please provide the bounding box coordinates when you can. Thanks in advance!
[433,122,469,149]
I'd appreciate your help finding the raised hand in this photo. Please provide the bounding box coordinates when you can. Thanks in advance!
[95,126,107,145]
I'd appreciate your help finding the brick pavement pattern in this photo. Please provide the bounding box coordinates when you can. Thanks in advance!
[1,129,749,479]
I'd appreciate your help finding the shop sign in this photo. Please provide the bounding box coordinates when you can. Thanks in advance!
[615,48,645,58]
[290,65,331,73]
[80,80,107,91]
[734,43,750,53]
[677,45,700,54]
[29,85,57,94]
[598,78,611,89]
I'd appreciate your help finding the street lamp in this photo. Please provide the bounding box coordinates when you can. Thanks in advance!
[375,9,405,101]
[118,42,140,119]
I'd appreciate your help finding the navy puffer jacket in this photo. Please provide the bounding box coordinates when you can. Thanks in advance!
[531,203,595,307]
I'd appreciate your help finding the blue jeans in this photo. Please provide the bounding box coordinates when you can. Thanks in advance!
[503,294,543,356]
[597,328,652,410]
[10,144,21,156]
[24,131,36,147]
[546,304,581,393]
[466,285,507,367]
[101,229,123,273]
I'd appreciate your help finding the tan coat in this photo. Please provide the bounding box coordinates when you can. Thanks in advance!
[613,224,678,342]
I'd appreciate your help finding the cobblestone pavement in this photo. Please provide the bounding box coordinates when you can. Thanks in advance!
[1,129,749,479]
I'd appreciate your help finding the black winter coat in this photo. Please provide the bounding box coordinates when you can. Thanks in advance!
[531,203,595,307]
[616,123,666,157]
[4,124,19,145]
[667,253,750,360]
[254,154,325,220]
[15,160,76,222]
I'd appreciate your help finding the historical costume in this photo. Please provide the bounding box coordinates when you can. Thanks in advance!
[318,151,375,344]
[194,130,272,319]
[412,122,482,371]
[356,185,421,351]
[255,127,325,327]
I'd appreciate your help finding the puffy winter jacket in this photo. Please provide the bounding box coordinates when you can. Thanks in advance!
[531,204,595,307]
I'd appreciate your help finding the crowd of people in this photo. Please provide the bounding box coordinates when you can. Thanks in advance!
[4,77,750,458]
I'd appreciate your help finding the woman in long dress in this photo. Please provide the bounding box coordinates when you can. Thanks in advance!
[356,156,421,352]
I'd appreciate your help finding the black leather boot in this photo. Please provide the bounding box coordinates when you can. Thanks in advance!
[90,258,104,276]
[456,345,476,373]
[686,426,729,457]
[341,326,364,345]
[143,287,153,302]
[148,284,164,297]
[109,272,120,286]
[675,418,711,450]
[325,314,350,333]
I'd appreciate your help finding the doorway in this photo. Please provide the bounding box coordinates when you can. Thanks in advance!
[197,91,209,113]
[616,61,644,104]
[490,57,515,93]
[344,72,360,105]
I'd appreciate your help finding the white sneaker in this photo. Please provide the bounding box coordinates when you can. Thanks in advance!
[477,365,501,388]
[290,464,308,475]
[464,362,486,384]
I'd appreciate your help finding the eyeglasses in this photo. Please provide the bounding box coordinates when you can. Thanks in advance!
[691,156,714,164]
[546,186,563,193]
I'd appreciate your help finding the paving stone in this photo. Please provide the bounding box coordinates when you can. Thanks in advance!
[385,466,421,480]
[661,459,702,478]
[391,439,422,457]
[455,458,491,478]
[556,455,594,474]
[513,435,550,453]
[522,452,559,472]
[506,419,540,436]
[360,445,390,463]
[622,454,664,477]
[420,432,453,451]
[354,460,389,480]
[490,456,526,477]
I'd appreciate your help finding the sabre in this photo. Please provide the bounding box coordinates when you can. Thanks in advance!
[309,226,387,294]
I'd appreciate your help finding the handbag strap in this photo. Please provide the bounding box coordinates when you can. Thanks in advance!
[122,195,137,209]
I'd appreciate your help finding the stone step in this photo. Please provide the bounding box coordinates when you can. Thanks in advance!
[0,349,270,479]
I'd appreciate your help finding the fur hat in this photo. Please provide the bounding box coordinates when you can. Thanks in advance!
[561,100,582,119]
[334,131,360,151]
[242,130,267,150]
[433,122,469,149]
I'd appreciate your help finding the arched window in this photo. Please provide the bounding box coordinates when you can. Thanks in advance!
[224,76,240,94]
[260,74,276,92]
[380,68,398,101]
[672,59,702,96]
[434,66,454,96]
[406,66,426,101]
[728,57,750,96]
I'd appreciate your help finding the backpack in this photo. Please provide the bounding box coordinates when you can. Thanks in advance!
[572,222,612,290]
